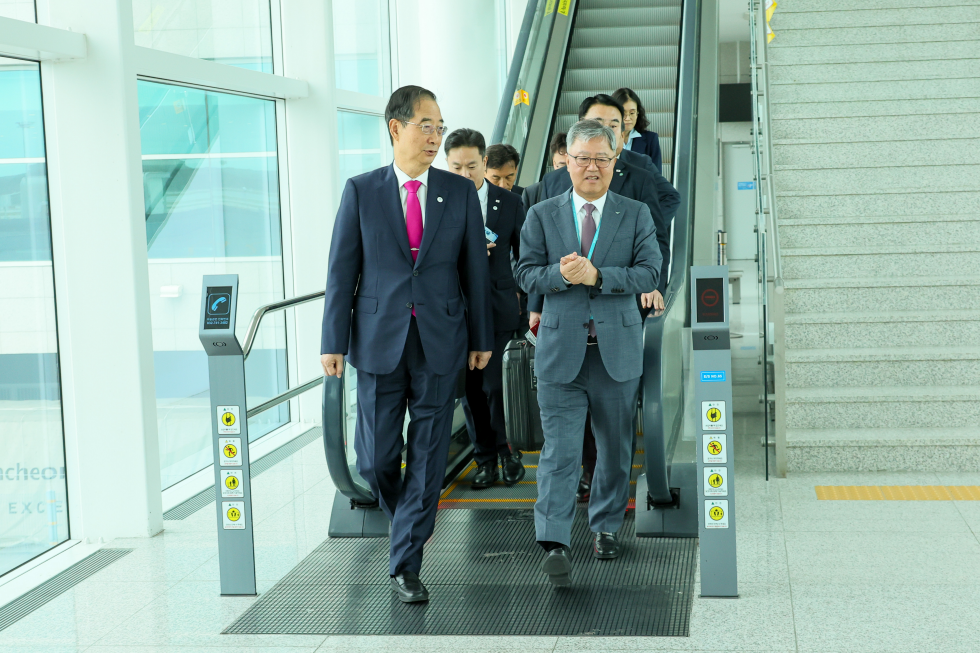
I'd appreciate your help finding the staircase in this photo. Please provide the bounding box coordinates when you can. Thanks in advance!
[555,0,682,179]
[769,0,980,471]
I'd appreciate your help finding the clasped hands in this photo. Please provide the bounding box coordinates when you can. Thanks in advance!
[559,252,598,286]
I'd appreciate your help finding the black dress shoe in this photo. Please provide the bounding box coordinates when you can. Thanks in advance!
[500,453,525,486]
[593,532,621,560]
[575,470,592,502]
[471,461,499,489]
[541,545,572,586]
[390,571,429,603]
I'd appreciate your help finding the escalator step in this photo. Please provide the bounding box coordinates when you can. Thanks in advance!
[567,44,679,70]
[575,7,682,29]
[563,67,680,93]
[572,25,680,48]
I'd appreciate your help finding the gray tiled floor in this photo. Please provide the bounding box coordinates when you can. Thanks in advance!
[3,412,980,652]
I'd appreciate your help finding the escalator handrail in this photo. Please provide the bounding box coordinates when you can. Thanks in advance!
[491,0,542,145]
[641,0,700,506]
[322,374,377,505]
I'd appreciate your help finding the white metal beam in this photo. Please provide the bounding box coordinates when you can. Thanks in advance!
[0,15,86,61]
[334,88,387,115]
[133,46,309,99]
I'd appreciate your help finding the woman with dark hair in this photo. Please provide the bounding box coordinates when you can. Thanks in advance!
[612,87,662,173]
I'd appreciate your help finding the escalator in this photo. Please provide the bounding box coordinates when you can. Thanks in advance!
[230,0,705,637]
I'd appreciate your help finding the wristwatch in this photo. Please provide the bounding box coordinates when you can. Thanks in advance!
[593,269,603,290]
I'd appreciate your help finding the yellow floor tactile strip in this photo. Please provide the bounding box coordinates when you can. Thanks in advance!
[816,485,980,501]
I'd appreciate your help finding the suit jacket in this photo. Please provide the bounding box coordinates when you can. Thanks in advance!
[516,189,660,383]
[484,181,526,333]
[618,149,680,221]
[321,164,494,376]
[627,131,662,173]
[523,159,671,304]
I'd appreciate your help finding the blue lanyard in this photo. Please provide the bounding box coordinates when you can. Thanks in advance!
[572,201,601,259]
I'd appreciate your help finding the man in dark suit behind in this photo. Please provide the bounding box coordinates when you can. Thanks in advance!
[444,128,526,489]
[321,86,493,604]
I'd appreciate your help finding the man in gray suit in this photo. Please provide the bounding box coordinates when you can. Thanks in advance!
[516,120,661,586]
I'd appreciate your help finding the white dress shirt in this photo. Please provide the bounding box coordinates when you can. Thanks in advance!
[476,179,489,223]
[393,163,428,224]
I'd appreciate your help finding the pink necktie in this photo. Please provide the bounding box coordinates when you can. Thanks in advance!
[404,180,423,315]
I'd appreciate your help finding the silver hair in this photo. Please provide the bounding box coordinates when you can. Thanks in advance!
[565,119,616,153]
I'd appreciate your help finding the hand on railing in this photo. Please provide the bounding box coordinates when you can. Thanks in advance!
[321,354,344,378]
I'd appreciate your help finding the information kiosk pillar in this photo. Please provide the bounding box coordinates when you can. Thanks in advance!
[690,266,738,598]
[199,274,257,596]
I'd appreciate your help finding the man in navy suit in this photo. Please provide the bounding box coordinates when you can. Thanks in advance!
[321,86,493,604]
[445,128,527,489]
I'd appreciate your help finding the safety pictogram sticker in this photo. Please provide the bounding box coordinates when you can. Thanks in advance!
[219,437,242,467]
[704,467,728,497]
[701,401,726,431]
[703,434,727,464]
[217,405,241,435]
[222,501,245,530]
[705,500,729,529]
[221,470,243,498]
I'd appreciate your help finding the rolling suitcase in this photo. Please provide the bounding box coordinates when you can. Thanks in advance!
[502,339,544,451]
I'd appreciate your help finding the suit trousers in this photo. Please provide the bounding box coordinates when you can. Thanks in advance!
[461,330,513,465]
[534,344,641,545]
[354,317,457,576]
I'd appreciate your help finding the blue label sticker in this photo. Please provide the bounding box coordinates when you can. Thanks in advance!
[737,181,755,190]
[701,371,726,382]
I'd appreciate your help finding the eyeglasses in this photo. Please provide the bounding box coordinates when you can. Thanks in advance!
[403,121,449,136]
[624,110,638,119]
[569,155,613,169]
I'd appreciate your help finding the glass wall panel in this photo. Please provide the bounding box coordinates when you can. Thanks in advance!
[333,0,389,96]
[0,1,35,21]
[138,81,288,489]
[0,57,69,576]
[337,111,387,186]
[133,0,274,73]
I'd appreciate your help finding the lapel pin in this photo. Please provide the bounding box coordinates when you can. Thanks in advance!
[493,206,498,210]
[495,199,500,203]
[437,197,443,202]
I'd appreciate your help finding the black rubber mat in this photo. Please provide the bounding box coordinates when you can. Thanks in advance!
[224,509,696,636]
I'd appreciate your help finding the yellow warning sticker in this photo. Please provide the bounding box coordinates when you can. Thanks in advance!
[705,500,729,528]
[219,437,242,467]
[707,408,721,422]
[222,412,236,427]
[222,500,245,529]
[701,401,726,431]
[703,435,726,463]
[217,405,241,435]
[704,467,728,497]
[545,0,556,14]
[558,0,571,15]
[221,470,243,498]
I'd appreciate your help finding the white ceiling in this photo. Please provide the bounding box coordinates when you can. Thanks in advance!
[718,0,751,43]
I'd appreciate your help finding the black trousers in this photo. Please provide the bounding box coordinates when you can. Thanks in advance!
[354,317,458,575]
[461,330,514,465]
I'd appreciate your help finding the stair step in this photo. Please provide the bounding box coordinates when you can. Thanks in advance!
[774,5,980,30]
[770,77,980,106]
[783,276,980,314]
[571,25,680,48]
[780,244,980,280]
[773,138,980,171]
[776,0,974,12]
[775,189,980,220]
[769,39,980,66]
[771,97,980,121]
[580,0,680,8]
[575,7,682,29]
[784,427,980,472]
[770,20,980,48]
[778,215,980,248]
[771,113,979,145]
[567,45,678,70]
[775,164,980,194]
[785,386,980,429]
[562,66,679,94]
[771,58,980,87]
[783,310,980,349]
[785,347,980,388]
